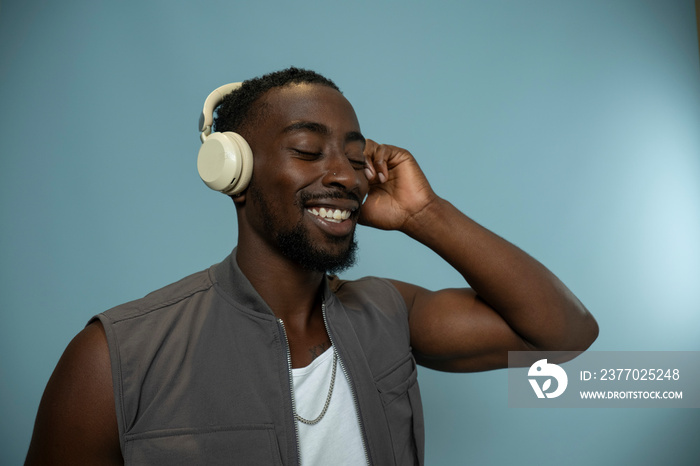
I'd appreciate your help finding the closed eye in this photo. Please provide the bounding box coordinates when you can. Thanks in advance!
[347,157,365,170]
[291,148,322,159]
[290,147,364,170]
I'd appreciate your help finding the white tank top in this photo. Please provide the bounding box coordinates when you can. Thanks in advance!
[292,346,365,465]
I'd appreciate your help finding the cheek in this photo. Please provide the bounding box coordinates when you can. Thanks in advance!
[251,158,294,194]
[255,152,317,186]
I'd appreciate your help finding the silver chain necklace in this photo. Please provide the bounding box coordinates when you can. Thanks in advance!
[294,349,338,425]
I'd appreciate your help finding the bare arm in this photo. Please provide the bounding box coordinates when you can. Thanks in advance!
[361,140,598,372]
[25,321,123,465]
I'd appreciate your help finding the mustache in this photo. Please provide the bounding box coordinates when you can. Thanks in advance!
[299,189,361,205]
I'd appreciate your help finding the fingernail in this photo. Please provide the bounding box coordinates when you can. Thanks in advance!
[378,172,387,183]
[364,167,373,179]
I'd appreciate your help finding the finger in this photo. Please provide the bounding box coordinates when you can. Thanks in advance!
[363,138,379,158]
[365,140,390,184]
[373,145,390,183]
[363,139,379,181]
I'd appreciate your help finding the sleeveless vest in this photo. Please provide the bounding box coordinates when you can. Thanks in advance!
[93,250,424,465]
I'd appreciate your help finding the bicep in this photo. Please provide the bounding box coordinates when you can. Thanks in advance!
[390,280,532,372]
[26,321,123,465]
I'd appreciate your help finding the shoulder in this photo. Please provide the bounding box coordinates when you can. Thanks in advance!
[328,276,411,341]
[92,267,223,397]
[99,267,214,324]
[26,321,123,464]
[329,275,407,313]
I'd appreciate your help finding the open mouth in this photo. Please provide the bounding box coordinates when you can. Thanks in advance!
[306,207,352,223]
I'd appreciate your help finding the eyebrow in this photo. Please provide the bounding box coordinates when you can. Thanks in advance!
[283,121,366,145]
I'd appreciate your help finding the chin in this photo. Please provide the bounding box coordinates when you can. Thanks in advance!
[277,229,358,275]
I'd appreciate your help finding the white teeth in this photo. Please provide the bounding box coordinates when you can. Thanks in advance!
[307,207,352,222]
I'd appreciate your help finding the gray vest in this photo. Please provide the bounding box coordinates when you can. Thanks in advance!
[93,250,424,465]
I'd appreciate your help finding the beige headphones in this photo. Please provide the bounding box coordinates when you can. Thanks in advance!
[197,83,254,195]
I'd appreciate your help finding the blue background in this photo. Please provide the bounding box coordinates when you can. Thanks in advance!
[2,1,699,464]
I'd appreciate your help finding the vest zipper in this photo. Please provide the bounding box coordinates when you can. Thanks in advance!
[321,302,372,466]
[277,318,302,466]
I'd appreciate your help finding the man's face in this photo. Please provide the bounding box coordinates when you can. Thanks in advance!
[241,83,369,274]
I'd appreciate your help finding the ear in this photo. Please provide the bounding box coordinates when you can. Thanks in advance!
[231,191,247,205]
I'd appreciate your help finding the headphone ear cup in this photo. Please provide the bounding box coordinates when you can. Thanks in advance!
[197,132,253,195]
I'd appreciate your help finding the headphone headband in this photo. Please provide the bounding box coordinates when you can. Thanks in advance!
[199,82,243,142]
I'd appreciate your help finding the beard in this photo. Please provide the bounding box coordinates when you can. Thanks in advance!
[248,184,358,275]
[275,223,358,275]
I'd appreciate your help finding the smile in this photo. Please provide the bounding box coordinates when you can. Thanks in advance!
[306,207,352,223]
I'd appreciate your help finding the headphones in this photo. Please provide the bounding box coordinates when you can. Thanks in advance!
[197,83,254,195]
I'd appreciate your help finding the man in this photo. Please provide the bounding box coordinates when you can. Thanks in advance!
[26,67,598,465]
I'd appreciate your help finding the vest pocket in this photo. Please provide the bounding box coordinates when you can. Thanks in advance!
[375,353,421,465]
[124,424,283,466]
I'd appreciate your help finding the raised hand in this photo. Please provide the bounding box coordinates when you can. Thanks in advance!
[360,139,438,232]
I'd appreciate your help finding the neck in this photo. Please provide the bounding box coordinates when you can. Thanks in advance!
[235,244,325,324]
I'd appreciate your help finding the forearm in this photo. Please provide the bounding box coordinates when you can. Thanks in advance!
[401,196,598,351]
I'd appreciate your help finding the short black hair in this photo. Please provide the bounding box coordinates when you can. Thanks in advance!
[213,67,340,135]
